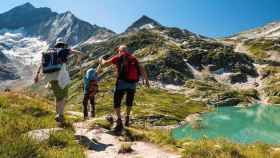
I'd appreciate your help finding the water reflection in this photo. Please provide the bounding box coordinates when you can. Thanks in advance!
[172,104,280,144]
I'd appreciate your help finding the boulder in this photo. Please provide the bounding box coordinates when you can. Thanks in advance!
[213,98,241,107]
[229,73,247,84]
[184,113,201,123]
[26,128,63,142]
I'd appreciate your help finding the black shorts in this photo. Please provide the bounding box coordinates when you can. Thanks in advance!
[114,89,135,108]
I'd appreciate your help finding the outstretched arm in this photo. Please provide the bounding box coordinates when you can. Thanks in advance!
[139,64,150,88]
[96,64,102,74]
[101,57,114,67]
[70,49,88,67]
[70,49,88,58]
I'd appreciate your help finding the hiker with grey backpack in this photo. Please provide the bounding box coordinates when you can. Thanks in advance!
[34,38,87,125]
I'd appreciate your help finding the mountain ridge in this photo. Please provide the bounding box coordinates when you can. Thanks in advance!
[0,3,115,46]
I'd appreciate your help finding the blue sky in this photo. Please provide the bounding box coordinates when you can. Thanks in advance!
[0,0,279,37]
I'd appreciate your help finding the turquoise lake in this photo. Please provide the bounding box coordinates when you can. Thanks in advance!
[171,104,280,144]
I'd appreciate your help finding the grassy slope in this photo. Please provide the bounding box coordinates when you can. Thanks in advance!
[67,77,207,126]
[244,39,280,60]
[0,92,85,158]
[261,66,280,104]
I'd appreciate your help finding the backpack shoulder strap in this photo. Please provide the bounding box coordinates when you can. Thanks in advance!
[117,54,127,65]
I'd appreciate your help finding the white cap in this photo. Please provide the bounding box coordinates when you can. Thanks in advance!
[55,38,66,46]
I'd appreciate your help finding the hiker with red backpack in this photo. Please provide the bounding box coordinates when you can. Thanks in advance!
[101,45,150,132]
[34,38,87,125]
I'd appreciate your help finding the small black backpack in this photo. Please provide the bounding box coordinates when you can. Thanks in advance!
[42,48,69,73]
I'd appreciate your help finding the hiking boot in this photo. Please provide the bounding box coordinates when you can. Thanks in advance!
[84,116,89,120]
[106,114,114,125]
[113,119,123,132]
[55,114,64,123]
[125,116,130,127]
[91,110,95,118]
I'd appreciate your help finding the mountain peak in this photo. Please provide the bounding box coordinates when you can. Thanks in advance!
[64,11,73,15]
[16,2,35,10]
[126,15,161,32]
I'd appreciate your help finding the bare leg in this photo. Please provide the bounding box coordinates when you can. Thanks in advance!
[83,95,89,119]
[126,106,132,117]
[55,98,65,122]
[89,96,95,117]
[56,98,65,116]
[125,90,135,126]
[113,90,124,131]
[115,107,122,120]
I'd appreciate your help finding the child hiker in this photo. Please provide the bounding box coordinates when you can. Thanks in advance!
[82,64,101,120]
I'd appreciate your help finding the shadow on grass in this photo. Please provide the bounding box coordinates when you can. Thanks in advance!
[21,106,51,117]
[75,135,113,151]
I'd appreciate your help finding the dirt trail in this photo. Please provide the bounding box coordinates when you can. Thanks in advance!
[73,119,180,158]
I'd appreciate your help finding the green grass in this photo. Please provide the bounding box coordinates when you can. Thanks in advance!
[263,75,280,103]
[181,139,280,158]
[0,92,85,158]
[118,142,134,154]
[244,39,280,60]
[268,96,280,104]
[67,77,207,126]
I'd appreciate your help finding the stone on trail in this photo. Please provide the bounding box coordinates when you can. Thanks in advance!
[26,128,63,142]
[66,111,84,118]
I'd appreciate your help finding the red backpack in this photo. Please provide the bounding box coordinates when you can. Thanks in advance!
[117,53,141,83]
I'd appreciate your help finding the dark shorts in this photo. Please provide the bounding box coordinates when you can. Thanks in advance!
[114,89,135,108]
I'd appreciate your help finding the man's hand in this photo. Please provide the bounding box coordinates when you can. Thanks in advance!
[34,65,41,84]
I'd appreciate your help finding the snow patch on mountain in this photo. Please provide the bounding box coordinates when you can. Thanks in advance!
[0,31,48,90]
[0,31,48,65]
[140,23,156,30]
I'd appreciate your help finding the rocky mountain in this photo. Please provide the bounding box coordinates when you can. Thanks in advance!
[80,15,257,85]
[230,21,280,40]
[0,51,18,82]
[223,21,280,104]
[0,51,9,64]
[75,15,261,108]
[0,51,19,82]
[225,21,280,62]
[126,15,162,32]
[0,2,115,46]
